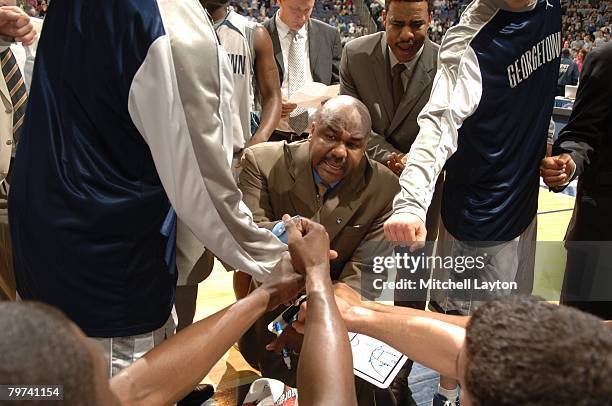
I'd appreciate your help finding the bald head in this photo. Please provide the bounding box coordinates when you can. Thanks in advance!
[312,95,372,139]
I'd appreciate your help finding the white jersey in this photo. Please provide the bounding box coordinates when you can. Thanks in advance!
[216,9,257,152]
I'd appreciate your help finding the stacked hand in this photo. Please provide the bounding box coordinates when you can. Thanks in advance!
[260,253,304,312]
[540,153,576,188]
[284,214,336,277]
[266,215,336,353]
[0,6,36,45]
[384,212,426,250]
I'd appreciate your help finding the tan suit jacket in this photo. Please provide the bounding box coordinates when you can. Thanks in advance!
[239,140,399,292]
[340,33,442,241]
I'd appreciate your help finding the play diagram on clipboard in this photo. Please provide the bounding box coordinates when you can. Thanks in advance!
[349,333,408,389]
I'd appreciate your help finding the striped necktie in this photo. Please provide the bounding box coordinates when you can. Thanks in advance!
[1,49,28,145]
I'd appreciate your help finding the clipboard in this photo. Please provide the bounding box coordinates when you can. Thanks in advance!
[349,332,408,389]
[288,82,340,109]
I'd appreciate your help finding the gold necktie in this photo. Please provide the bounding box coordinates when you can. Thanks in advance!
[1,49,28,145]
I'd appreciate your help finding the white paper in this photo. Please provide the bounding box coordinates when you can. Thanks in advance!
[288,82,340,109]
[349,332,408,389]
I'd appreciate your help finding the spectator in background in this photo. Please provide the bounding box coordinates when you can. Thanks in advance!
[37,0,47,17]
[571,32,584,51]
[23,4,38,17]
[575,48,588,72]
[558,48,580,95]
[594,29,606,47]
[583,33,594,50]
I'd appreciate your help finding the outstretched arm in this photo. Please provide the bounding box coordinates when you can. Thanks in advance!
[333,283,469,329]
[295,282,466,379]
[387,29,484,244]
[128,1,286,281]
[247,26,282,146]
[287,217,357,406]
[110,254,304,406]
[346,305,465,380]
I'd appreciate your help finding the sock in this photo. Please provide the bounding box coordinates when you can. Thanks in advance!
[438,385,458,400]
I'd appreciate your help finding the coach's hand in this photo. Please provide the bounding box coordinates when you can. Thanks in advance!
[384,212,426,250]
[540,153,576,188]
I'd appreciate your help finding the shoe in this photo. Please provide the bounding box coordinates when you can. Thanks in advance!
[177,384,215,406]
[432,392,460,406]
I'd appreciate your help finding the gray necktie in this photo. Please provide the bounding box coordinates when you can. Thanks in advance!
[287,30,309,135]
[391,63,406,111]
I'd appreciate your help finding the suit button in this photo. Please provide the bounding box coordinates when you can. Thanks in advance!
[6,139,13,145]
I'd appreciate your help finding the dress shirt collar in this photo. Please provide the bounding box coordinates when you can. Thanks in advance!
[276,12,308,40]
[312,168,340,189]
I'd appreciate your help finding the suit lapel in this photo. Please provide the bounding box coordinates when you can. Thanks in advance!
[308,19,320,81]
[0,65,10,104]
[387,40,436,135]
[286,142,319,220]
[372,34,394,125]
[319,157,368,242]
[269,15,285,81]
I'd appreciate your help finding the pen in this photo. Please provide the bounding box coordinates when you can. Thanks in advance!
[273,321,292,371]
[268,294,308,332]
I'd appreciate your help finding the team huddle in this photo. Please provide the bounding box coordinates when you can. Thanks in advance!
[0,1,610,405]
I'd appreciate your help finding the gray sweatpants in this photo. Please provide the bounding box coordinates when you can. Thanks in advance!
[429,217,537,315]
